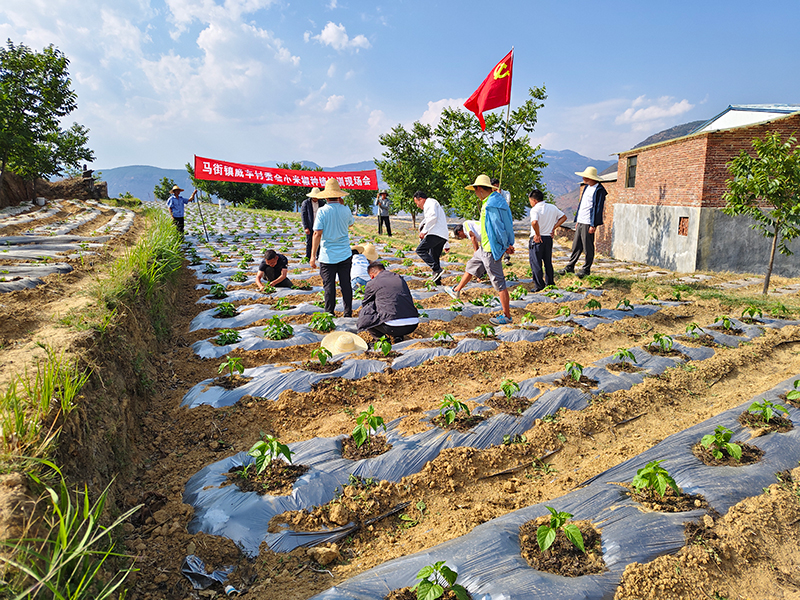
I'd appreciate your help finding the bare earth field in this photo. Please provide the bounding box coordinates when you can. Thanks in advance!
[1,204,799,600]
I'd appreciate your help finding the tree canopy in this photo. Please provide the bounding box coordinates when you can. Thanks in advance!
[722,132,800,294]
[153,176,176,201]
[375,86,548,223]
[0,40,93,203]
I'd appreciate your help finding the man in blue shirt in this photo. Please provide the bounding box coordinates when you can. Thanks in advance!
[311,178,356,317]
[166,185,196,234]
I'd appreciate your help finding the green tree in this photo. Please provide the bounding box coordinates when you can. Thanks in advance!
[722,132,800,294]
[186,163,291,210]
[345,188,377,215]
[153,176,176,201]
[434,86,548,220]
[0,40,94,205]
[375,121,448,228]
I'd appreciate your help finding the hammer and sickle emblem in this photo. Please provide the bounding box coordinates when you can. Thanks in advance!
[493,62,510,80]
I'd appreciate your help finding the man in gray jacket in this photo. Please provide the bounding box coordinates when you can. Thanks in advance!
[375,189,392,236]
[356,262,419,343]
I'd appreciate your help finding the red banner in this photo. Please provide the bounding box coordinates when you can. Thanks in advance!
[194,156,378,190]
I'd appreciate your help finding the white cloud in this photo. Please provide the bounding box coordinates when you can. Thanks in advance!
[327,0,338,8]
[327,63,336,77]
[615,96,694,127]
[313,22,371,52]
[324,94,345,112]
[419,98,466,127]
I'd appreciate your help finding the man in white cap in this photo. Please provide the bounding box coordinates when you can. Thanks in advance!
[311,178,355,317]
[559,166,607,278]
[300,187,325,260]
[166,185,196,234]
[375,190,392,236]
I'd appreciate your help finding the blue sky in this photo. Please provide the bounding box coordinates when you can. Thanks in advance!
[2,0,798,171]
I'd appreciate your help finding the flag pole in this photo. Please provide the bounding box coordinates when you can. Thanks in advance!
[498,47,514,190]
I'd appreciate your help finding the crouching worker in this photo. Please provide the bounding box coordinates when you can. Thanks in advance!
[351,243,378,291]
[357,261,419,344]
[256,249,293,290]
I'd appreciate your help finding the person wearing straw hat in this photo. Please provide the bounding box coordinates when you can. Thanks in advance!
[357,261,419,344]
[351,243,378,291]
[300,187,325,260]
[412,191,449,284]
[166,185,196,234]
[375,189,392,237]
[558,166,607,278]
[320,330,368,357]
[311,178,356,317]
[463,174,515,325]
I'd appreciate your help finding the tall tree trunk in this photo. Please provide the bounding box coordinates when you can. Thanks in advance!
[411,212,417,230]
[763,224,780,294]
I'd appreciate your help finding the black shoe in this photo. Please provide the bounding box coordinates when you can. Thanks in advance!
[392,336,404,344]
[557,268,574,276]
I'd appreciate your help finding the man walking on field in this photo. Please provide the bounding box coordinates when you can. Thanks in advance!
[463,174,516,325]
[528,189,566,291]
[413,191,449,285]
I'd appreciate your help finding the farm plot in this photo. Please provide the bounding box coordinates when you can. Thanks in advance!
[0,197,135,293]
[120,204,800,600]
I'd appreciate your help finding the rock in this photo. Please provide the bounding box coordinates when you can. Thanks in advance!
[136,543,147,552]
[703,515,714,528]
[153,509,169,524]
[307,543,340,565]
[186,541,196,555]
[328,504,350,526]
[503,479,518,493]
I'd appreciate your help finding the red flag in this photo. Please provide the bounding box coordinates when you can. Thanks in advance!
[464,49,514,130]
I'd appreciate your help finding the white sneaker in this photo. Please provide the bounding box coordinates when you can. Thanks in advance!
[444,285,460,300]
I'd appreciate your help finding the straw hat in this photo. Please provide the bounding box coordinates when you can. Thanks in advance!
[465,174,498,191]
[574,166,605,182]
[316,178,349,199]
[170,185,184,193]
[306,187,321,198]
[353,243,379,261]
[320,331,368,355]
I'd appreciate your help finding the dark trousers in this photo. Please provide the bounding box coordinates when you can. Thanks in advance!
[378,216,392,236]
[566,223,595,274]
[367,323,418,343]
[319,257,353,317]
[529,236,555,291]
[172,216,185,234]
[305,232,313,260]
[415,234,447,274]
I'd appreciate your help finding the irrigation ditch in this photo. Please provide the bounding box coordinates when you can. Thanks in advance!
[1,199,800,600]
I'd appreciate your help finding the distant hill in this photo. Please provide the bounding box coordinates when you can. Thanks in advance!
[632,120,706,149]
[541,150,616,197]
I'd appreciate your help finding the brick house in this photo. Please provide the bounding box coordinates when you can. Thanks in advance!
[599,105,800,277]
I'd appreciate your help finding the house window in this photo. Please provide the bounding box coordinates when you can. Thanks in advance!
[626,156,637,188]
[678,216,689,237]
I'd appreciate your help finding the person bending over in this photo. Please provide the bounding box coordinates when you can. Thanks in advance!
[357,261,419,344]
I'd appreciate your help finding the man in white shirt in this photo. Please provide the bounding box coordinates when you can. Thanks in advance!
[559,166,607,278]
[413,191,449,284]
[528,190,567,291]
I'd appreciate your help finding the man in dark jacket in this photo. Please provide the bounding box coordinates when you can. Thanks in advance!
[300,187,325,260]
[356,262,419,343]
[560,166,607,278]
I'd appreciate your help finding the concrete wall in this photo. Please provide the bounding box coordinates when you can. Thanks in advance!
[611,203,800,277]
[611,204,700,272]
[697,209,800,277]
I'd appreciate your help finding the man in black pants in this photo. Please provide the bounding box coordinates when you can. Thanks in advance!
[413,191,449,284]
[300,187,325,260]
[256,249,293,290]
[559,166,607,278]
[357,261,419,343]
[375,190,392,236]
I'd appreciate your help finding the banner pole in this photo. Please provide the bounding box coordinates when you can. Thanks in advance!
[498,47,514,190]
[195,191,210,242]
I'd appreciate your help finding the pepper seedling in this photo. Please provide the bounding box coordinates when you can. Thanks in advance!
[218,356,244,379]
[215,329,241,346]
[309,311,336,332]
[565,361,583,382]
[351,405,386,448]
[247,435,294,475]
[411,561,468,600]
[439,394,470,426]
[700,425,742,461]
[748,398,788,424]
[311,347,332,366]
[631,460,680,498]
[536,506,585,553]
